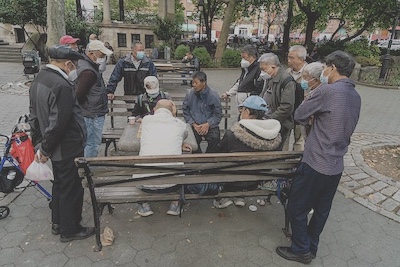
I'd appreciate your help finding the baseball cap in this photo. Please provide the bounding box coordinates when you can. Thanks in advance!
[238,95,268,112]
[87,40,113,56]
[48,45,84,60]
[144,76,160,94]
[60,35,80,45]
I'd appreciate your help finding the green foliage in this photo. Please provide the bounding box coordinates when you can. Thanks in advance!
[317,41,345,58]
[344,38,381,66]
[152,17,183,46]
[0,0,46,27]
[174,45,190,60]
[65,12,102,47]
[193,47,212,68]
[221,49,241,68]
[354,56,381,67]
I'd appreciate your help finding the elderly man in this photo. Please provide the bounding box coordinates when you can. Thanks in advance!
[222,45,263,105]
[258,53,295,150]
[59,35,80,51]
[287,45,308,151]
[183,71,222,153]
[106,41,157,100]
[28,45,94,242]
[276,51,361,264]
[75,40,113,157]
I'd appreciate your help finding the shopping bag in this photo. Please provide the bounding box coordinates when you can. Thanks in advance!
[10,132,35,175]
[25,151,54,181]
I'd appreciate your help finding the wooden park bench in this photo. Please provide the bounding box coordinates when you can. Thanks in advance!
[75,150,303,251]
[102,95,232,156]
[154,61,196,87]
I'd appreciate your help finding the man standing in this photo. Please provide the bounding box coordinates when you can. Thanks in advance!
[29,45,94,242]
[258,53,295,150]
[287,45,308,151]
[276,51,361,264]
[59,35,80,51]
[182,71,222,153]
[75,40,113,157]
[106,41,157,100]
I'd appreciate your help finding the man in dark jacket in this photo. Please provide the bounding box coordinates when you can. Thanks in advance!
[106,41,157,100]
[222,45,263,105]
[75,40,113,157]
[29,45,94,242]
[214,95,282,208]
[181,51,200,85]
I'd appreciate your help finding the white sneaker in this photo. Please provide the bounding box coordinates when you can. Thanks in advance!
[213,198,233,209]
[166,203,182,216]
[138,203,154,217]
[234,197,246,207]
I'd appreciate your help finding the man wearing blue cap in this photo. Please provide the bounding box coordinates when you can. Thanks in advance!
[214,95,282,208]
[29,45,94,242]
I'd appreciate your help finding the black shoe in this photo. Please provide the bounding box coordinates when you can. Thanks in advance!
[52,223,60,235]
[60,227,95,243]
[276,246,312,264]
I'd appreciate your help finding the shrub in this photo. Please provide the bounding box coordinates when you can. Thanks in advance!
[344,38,381,67]
[193,47,212,68]
[317,41,345,58]
[174,44,190,60]
[354,56,381,67]
[221,49,241,68]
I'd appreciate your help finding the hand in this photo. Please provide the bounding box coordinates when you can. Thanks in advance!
[198,123,210,136]
[135,118,143,123]
[192,123,201,134]
[35,150,49,163]
[182,144,192,153]
[107,93,115,100]
[221,92,229,99]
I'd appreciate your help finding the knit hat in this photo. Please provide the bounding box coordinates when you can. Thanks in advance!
[144,76,160,94]
[239,119,281,140]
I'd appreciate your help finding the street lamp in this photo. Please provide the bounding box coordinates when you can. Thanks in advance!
[379,0,400,80]
[198,0,204,42]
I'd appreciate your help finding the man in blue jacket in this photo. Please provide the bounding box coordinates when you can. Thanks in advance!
[106,41,157,100]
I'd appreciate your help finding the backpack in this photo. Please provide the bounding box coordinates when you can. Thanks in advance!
[280,76,304,115]
[137,91,168,113]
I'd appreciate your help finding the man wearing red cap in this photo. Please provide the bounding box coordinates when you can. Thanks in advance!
[60,35,80,51]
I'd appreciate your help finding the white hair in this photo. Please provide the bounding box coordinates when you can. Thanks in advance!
[258,53,280,66]
[303,62,324,80]
[289,45,307,61]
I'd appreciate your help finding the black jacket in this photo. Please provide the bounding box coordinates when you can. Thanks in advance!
[237,61,263,95]
[29,66,87,161]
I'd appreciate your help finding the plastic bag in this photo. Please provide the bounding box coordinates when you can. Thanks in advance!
[25,151,54,181]
[10,131,35,175]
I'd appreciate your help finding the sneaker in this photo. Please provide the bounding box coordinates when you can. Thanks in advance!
[259,180,287,191]
[213,198,233,209]
[138,203,154,217]
[234,197,246,207]
[167,203,182,216]
[309,209,314,215]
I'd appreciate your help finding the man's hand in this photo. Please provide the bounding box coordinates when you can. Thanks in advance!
[107,93,115,100]
[35,150,49,163]
[182,143,192,153]
[135,118,143,123]
[198,122,210,136]
[221,92,229,99]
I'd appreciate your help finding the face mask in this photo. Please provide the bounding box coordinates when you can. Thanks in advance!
[136,51,145,60]
[96,57,106,64]
[148,92,159,98]
[260,71,271,80]
[300,79,309,90]
[68,69,78,82]
[320,67,332,84]
[241,59,250,68]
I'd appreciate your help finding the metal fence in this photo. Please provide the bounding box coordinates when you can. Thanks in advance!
[358,66,400,87]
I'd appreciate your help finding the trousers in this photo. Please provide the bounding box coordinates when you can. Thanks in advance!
[192,126,220,153]
[84,116,105,157]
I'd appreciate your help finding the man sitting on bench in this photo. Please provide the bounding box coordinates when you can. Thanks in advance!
[137,99,192,217]
[214,95,282,208]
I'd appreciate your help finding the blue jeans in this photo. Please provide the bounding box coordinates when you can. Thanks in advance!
[288,162,342,255]
[84,116,105,157]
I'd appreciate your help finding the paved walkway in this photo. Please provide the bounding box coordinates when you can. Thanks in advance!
[0,62,399,267]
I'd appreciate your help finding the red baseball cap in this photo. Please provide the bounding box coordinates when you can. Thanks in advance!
[60,35,80,45]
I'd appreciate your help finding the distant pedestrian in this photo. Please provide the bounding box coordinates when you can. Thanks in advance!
[59,35,80,51]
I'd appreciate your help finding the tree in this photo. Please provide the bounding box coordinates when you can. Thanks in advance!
[200,0,225,52]
[47,0,66,46]
[153,17,183,47]
[215,0,237,63]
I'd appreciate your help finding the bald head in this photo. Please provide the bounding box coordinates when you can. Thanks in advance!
[89,34,97,41]
[155,99,174,113]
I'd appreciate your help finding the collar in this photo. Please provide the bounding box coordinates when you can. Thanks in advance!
[154,108,173,116]
[46,64,69,80]
[195,85,210,96]
[272,67,285,83]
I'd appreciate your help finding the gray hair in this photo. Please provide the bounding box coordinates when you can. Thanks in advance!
[289,45,307,61]
[303,62,324,80]
[258,53,280,66]
[131,41,143,49]
[192,71,207,83]
[242,45,258,58]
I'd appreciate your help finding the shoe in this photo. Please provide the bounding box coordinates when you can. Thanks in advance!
[234,197,246,207]
[60,226,95,243]
[138,203,154,217]
[309,209,314,215]
[276,246,312,264]
[311,253,316,259]
[167,203,182,216]
[259,180,288,191]
[52,223,60,235]
[213,198,233,209]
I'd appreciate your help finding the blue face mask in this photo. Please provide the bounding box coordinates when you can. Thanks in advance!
[320,67,332,84]
[136,51,145,60]
[300,79,309,90]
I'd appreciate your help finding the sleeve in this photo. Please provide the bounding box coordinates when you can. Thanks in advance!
[40,87,74,156]
[75,70,97,104]
[227,81,239,96]
[294,87,324,125]
[269,80,295,123]
[106,59,124,93]
[250,69,263,95]
[207,92,223,128]
[182,92,195,125]
[149,61,157,76]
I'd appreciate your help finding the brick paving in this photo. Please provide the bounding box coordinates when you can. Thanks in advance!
[0,62,400,267]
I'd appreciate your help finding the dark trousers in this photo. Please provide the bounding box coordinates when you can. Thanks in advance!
[51,152,84,236]
[288,162,342,255]
[192,126,220,153]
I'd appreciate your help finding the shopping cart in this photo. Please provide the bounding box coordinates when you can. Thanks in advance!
[22,50,40,77]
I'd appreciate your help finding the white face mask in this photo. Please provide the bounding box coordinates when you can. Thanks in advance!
[260,71,271,80]
[241,59,250,69]
[68,69,78,82]
[96,57,106,64]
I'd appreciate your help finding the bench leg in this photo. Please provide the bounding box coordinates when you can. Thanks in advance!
[104,141,111,156]
[89,193,103,251]
[278,190,292,237]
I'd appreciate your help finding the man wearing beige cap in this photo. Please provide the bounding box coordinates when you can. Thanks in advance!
[59,35,80,51]
[75,40,113,157]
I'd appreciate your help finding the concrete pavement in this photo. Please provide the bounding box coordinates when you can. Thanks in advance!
[0,62,399,267]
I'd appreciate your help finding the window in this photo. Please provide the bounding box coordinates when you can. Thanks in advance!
[117,33,127,47]
[145,35,154,49]
[131,34,141,44]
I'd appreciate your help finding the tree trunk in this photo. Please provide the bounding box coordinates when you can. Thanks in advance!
[47,0,66,46]
[76,0,83,18]
[282,0,293,58]
[214,0,237,64]
[304,12,319,49]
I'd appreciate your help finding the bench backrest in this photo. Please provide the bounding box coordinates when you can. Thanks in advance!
[108,95,231,131]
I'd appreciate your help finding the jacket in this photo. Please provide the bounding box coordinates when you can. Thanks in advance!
[261,67,295,132]
[182,55,200,71]
[29,66,87,161]
[237,61,263,95]
[106,53,157,96]
[76,55,109,118]
[131,91,171,118]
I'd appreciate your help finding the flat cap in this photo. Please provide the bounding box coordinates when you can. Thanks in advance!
[48,45,84,60]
